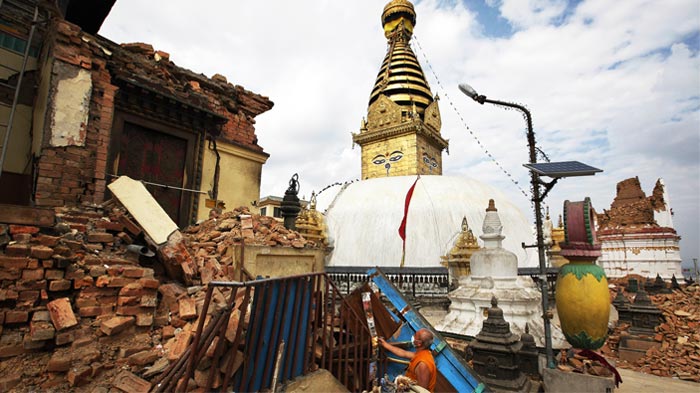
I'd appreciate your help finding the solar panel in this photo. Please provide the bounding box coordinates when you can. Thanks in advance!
[523,161,603,178]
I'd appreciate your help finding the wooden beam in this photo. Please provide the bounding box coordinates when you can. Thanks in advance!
[0,204,55,227]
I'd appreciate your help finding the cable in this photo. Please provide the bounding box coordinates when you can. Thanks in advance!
[412,34,531,203]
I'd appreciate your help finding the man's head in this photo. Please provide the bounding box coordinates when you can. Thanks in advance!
[413,328,434,350]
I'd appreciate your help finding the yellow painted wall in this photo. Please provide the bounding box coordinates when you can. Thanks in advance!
[0,47,38,173]
[196,140,268,221]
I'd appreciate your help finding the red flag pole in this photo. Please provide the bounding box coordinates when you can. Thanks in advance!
[398,176,420,268]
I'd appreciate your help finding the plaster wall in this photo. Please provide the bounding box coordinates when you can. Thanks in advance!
[48,61,91,147]
[599,234,682,278]
[0,104,32,173]
[31,53,53,155]
[228,244,325,279]
[0,47,37,79]
[196,140,268,221]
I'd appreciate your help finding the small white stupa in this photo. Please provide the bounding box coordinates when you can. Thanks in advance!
[436,199,567,348]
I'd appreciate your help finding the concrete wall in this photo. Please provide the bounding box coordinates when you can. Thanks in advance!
[196,140,268,221]
[228,244,326,279]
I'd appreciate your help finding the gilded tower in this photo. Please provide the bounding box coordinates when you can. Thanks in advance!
[352,0,448,179]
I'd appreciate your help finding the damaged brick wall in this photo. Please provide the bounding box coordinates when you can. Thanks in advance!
[29,18,272,212]
[34,20,114,207]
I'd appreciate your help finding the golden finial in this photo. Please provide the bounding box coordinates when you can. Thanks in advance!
[382,0,416,37]
[486,199,497,212]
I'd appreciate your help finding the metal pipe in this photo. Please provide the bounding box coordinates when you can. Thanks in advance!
[271,340,285,392]
[205,286,239,392]
[222,286,252,390]
[0,5,38,179]
[183,285,215,388]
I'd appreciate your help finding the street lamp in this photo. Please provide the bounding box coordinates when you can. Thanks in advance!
[459,83,602,369]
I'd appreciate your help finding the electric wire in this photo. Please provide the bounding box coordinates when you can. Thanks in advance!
[412,34,532,203]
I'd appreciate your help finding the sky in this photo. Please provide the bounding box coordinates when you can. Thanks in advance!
[99,0,700,269]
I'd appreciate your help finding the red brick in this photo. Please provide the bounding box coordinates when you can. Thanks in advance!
[112,370,151,393]
[12,233,32,243]
[18,290,39,303]
[22,268,45,281]
[5,311,29,324]
[108,277,135,287]
[9,225,39,235]
[128,350,158,366]
[46,352,71,372]
[0,268,21,280]
[100,316,134,336]
[94,220,124,232]
[117,215,142,236]
[0,343,24,358]
[44,269,64,280]
[139,278,160,289]
[49,279,72,291]
[55,330,76,346]
[116,305,141,316]
[122,266,147,278]
[87,231,113,243]
[178,297,197,320]
[78,306,112,317]
[67,365,92,387]
[36,234,60,247]
[30,321,55,341]
[0,374,21,391]
[135,313,153,327]
[74,276,94,289]
[29,245,54,259]
[5,243,30,257]
[47,297,78,331]
[0,256,30,269]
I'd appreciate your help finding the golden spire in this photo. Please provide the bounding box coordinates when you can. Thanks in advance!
[352,0,448,180]
[370,0,433,117]
[442,216,481,284]
[295,192,328,247]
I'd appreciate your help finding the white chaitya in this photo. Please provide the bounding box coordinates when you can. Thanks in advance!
[436,200,567,348]
[323,175,536,268]
[597,178,682,279]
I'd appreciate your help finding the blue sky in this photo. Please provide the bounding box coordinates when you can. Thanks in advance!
[100,0,700,269]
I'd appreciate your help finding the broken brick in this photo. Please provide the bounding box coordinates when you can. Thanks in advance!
[100,316,134,336]
[47,297,78,331]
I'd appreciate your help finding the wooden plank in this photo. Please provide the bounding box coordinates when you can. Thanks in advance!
[0,204,55,227]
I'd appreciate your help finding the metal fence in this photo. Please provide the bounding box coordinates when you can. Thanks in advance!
[152,272,375,392]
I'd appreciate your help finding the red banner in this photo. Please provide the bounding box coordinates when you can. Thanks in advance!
[398,176,419,267]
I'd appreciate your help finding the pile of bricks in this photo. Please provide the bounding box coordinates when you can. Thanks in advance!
[184,206,319,249]
[604,282,700,382]
[0,203,324,390]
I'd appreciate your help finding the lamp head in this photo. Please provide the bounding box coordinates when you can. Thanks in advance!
[458,83,479,100]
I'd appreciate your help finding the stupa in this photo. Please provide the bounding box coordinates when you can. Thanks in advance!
[324,0,535,269]
[436,200,567,348]
[596,177,682,278]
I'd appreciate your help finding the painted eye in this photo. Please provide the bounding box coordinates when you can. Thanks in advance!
[372,155,386,165]
[389,154,403,162]
[423,157,430,164]
[431,159,438,168]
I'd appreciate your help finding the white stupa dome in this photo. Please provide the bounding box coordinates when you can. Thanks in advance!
[324,175,536,268]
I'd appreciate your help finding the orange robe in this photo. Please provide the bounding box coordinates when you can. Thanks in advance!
[406,349,436,392]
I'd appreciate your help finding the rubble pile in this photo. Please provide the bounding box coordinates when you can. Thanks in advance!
[0,204,322,391]
[184,206,320,250]
[605,281,700,382]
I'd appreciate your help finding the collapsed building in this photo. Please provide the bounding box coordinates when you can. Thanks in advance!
[0,0,273,227]
[596,177,682,279]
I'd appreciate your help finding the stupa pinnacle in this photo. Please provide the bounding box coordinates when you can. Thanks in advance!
[353,0,448,179]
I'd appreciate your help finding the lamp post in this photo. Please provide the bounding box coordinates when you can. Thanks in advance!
[459,83,555,367]
[459,83,602,368]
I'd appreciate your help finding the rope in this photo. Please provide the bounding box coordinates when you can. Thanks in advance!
[412,34,531,204]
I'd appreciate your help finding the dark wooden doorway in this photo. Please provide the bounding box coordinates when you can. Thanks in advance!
[110,113,198,227]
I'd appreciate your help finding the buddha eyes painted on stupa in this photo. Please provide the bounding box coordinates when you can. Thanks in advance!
[372,151,403,165]
[422,153,438,169]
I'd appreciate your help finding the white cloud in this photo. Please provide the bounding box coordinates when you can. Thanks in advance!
[99,0,700,266]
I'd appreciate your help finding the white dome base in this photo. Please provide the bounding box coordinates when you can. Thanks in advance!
[324,175,536,268]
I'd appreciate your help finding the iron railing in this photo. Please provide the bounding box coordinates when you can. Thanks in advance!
[152,272,376,392]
